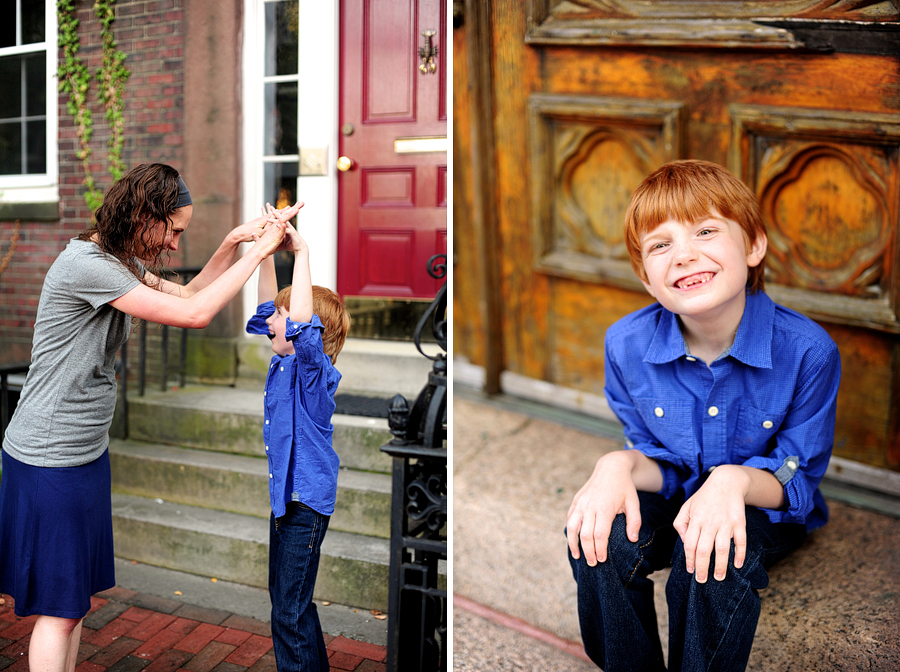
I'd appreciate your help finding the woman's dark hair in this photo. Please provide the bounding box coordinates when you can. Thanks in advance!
[78,163,183,284]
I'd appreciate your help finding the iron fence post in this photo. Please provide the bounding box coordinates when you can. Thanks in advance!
[380,254,448,672]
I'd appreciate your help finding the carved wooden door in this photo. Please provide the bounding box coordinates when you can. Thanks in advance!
[454,2,900,470]
[338,0,448,299]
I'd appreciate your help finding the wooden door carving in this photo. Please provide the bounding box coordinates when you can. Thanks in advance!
[731,105,900,332]
[529,94,684,291]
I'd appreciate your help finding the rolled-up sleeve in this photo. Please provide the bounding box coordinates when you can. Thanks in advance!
[742,343,841,524]
[246,301,276,335]
[284,315,337,429]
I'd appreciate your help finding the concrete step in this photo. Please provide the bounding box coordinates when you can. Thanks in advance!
[126,386,393,473]
[108,439,392,538]
[239,337,443,401]
[111,492,391,611]
[111,559,389,645]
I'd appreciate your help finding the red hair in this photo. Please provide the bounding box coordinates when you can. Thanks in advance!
[624,160,767,293]
[274,286,351,365]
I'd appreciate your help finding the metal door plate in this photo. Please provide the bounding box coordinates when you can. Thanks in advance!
[300,147,328,176]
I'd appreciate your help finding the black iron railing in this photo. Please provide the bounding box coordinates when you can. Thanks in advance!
[0,362,30,443]
[380,254,447,672]
[136,266,203,395]
[117,265,203,439]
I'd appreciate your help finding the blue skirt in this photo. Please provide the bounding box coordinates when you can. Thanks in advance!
[0,449,116,618]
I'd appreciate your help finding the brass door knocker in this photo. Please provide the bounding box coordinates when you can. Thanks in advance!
[418,29,438,74]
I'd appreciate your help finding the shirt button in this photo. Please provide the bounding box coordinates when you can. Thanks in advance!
[269,474,273,479]
[707,465,717,473]
[280,366,284,371]
[762,420,773,429]
[654,407,664,417]
[708,406,719,417]
[685,356,697,362]
[265,420,269,425]
[787,460,798,470]
[264,391,267,397]
[265,446,269,452]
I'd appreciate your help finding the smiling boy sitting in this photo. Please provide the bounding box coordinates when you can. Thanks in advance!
[566,160,841,672]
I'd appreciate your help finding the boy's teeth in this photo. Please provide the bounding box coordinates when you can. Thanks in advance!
[677,273,711,288]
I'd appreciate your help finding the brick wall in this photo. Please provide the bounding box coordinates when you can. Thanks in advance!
[0,0,188,364]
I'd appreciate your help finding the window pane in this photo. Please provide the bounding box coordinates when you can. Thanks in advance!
[0,8,13,49]
[265,0,298,76]
[0,56,23,120]
[26,119,45,173]
[264,161,298,208]
[264,160,299,289]
[25,54,45,116]
[22,1,45,44]
[0,121,22,174]
[264,81,298,155]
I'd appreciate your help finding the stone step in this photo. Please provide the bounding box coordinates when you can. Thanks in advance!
[110,492,390,611]
[108,439,392,538]
[239,337,443,401]
[126,386,393,473]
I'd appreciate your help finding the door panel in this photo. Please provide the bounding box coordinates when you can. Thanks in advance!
[339,0,447,299]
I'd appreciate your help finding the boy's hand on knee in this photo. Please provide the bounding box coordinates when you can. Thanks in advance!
[673,466,750,583]
[567,452,643,566]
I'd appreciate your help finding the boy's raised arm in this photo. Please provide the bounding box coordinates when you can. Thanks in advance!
[257,254,278,306]
[285,227,313,324]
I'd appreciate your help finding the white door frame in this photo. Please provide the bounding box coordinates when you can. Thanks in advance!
[241,0,340,328]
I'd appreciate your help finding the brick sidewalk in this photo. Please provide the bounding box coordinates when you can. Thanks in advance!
[0,589,387,672]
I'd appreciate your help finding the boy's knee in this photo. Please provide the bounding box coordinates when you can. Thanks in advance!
[668,541,768,593]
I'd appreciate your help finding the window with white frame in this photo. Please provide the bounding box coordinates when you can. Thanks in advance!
[0,0,57,200]
[263,0,299,211]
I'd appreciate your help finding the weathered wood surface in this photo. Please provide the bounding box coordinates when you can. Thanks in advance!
[453,0,900,469]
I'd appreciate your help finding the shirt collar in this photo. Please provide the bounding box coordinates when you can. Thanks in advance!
[644,290,775,368]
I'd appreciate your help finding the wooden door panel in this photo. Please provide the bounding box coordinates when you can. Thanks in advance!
[528,94,685,291]
[731,105,900,332]
[363,0,416,122]
[359,231,414,294]
[361,167,415,206]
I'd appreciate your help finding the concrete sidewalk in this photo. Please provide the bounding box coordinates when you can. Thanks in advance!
[453,391,900,671]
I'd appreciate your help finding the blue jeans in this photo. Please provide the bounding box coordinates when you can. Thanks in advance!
[568,492,806,672]
[269,502,331,672]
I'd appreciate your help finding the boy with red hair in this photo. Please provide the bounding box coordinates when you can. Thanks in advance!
[567,161,841,672]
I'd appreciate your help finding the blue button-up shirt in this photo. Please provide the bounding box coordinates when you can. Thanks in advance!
[604,291,841,532]
[247,302,342,518]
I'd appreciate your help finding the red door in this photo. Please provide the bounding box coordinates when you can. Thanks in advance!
[338,0,447,299]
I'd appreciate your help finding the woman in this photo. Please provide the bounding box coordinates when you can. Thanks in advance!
[0,163,299,671]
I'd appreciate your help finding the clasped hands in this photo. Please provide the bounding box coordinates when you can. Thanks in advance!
[229,201,307,257]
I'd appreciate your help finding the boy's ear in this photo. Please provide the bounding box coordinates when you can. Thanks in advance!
[746,232,767,268]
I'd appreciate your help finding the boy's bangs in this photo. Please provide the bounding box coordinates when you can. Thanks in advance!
[633,183,718,239]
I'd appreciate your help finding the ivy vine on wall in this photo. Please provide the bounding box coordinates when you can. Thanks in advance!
[57,0,131,210]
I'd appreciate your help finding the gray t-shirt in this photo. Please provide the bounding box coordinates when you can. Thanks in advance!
[3,239,142,467]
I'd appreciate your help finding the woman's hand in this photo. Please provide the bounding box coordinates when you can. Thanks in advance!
[229,215,270,244]
[251,220,287,258]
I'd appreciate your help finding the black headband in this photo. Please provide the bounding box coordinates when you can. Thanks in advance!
[175,176,192,208]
